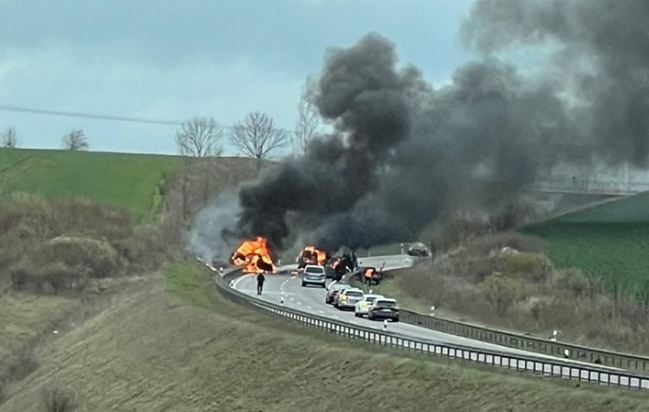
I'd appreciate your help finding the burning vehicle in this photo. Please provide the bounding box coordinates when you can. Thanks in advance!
[296,246,330,270]
[324,253,356,281]
[230,237,276,274]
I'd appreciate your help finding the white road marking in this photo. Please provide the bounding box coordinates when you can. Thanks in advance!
[332,315,340,319]
[307,306,312,310]
[296,301,302,305]
[318,310,325,314]
[231,274,253,289]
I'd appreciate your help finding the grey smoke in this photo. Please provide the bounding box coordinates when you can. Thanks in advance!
[461,0,649,167]
[186,189,241,264]
[216,1,649,254]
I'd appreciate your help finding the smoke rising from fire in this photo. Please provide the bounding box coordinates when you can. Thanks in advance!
[227,1,649,253]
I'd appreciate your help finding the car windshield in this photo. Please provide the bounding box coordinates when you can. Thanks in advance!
[365,296,379,302]
[346,291,363,298]
[305,267,324,274]
[376,300,397,307]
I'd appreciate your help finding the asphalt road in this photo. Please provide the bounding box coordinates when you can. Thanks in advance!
[231,254,627,371]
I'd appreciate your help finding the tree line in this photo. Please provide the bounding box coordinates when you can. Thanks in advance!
[0,127,89,151]
[0,79,322,163]
[174,82,320,168]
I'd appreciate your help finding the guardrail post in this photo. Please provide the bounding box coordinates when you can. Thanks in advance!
[383,319,388,331]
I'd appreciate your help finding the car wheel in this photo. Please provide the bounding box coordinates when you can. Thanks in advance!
[301,282,306,287]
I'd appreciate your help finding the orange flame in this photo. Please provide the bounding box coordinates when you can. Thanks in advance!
[230,237,276,274]
[297,246,329,266]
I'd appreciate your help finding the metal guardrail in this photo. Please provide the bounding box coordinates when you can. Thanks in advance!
[346,272,649,375]
[207,263,649,390]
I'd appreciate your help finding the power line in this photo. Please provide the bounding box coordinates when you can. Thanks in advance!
[0,104,303,133]
[0,104,183,126]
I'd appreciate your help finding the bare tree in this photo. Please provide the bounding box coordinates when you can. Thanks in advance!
[2,127,19,148]
[174,117,224,157]
[293,79,320,155]
[61,130,89,151]
[230,111,289,169]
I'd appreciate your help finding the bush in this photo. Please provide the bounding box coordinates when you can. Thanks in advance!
[40,236,120,279]
[0,196,170,297]
[495,253,551,283]
[40,386,77,412]
[0,349,39,383]
[480,274,522,317]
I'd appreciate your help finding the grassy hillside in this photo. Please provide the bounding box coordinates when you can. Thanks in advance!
[0,148,182,222]
[2,260,647,412]
[522,191,649,292]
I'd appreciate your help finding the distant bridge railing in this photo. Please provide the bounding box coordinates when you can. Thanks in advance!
[527,179,649,195]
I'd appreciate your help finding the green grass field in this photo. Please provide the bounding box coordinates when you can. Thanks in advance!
[0,148,182,222]
[522,191,649,293]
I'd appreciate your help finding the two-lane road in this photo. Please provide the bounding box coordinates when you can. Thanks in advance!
[231,255,626,370]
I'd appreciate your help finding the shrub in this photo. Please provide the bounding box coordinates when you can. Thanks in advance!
[40,386,77,412]
[0,349,39,382]
[495,253,551,283]
[480,274,522,317]
[40,236,120,279]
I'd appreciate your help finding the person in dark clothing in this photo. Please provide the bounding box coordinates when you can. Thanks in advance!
[256,272,266,295]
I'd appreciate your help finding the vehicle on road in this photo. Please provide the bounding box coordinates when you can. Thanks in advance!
[296,246,330,270]
[325,282,350,304]
[324,253,356,281]
[407,242,430,257]
[301,265,326,288]
[367,298,400,322]
[354,294,385,317]
[334,288,364,310]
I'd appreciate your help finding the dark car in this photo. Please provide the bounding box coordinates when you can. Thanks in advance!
[368,298,400,322]
[325,282,350,304]
[407,242,430,257]
[325,252,357,279]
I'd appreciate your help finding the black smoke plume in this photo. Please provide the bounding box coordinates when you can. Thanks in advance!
[229,1,649,252]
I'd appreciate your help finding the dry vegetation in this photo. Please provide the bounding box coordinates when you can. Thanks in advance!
[385,230,649,355]
[3,260,648,412]
[0,155,263,409]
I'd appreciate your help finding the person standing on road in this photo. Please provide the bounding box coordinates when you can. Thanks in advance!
[256,272,266,295]
[364,268,373,286]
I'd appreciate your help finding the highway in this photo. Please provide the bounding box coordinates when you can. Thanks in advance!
[230,254,627,371]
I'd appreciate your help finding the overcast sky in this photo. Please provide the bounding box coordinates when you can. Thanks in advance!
[0,0,477,155]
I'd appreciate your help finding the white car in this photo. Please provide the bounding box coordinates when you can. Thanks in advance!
[354,294,385,317]
[334,287,364,310]
[301,264,327,288]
